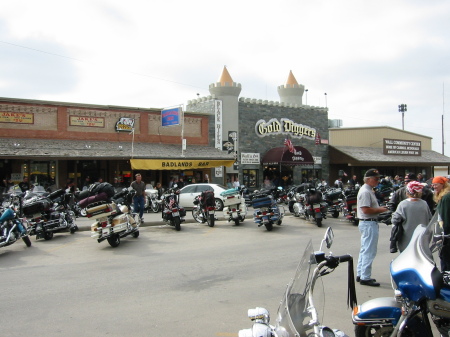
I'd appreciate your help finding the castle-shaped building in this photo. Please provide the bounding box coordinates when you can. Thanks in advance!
[187,67,329,188]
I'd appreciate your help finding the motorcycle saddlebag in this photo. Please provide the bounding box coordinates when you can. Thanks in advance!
[48,189,65,201]
[22,199,51,215]
[306,191,322,204]
[252,196,273,208]
[178,207,186,217]
[325,191,342,202]
[223,194,242,207]
[86,201,116,218]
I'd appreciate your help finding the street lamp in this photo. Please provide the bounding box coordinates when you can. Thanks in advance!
[398,104,407,130]
[305,89,308,105]
[324,93,327,108]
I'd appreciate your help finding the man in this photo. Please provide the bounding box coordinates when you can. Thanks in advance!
[348,175,358,187]
[334,177,343,189]
[390,173,435,213]
[130,173,146,222]
[356,168,388,287]
[19,176,31,192]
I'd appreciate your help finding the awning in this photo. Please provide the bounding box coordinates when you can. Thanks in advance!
[262,146,314,166]
[131,159,235,170]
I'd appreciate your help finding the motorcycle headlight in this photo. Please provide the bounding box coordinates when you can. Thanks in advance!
[248,307,270,324]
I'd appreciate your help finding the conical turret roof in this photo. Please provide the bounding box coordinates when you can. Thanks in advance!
[218,66,234,85]
[285,70,298,86]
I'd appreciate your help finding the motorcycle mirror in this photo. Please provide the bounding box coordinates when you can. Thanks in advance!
[319,227,334,251]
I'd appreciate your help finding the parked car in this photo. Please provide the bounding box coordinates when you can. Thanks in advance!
[178,183,227,211]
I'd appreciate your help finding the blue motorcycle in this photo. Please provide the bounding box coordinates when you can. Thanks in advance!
[352,212,450,336]
[251,194,284,231]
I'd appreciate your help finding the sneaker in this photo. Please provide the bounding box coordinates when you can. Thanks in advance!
[140,217,144,222]
[356,276,377,282]
[360,279,380,287]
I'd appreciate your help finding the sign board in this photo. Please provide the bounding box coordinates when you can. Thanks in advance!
[70,116,105,128]
[215,166,223,177]
[383,138,421,156]
[215,100,223,150]
[313,156,322,164]
[161,107,181,126]
[0,111,34,124]
[241,153,260,164]
[115,117,135,132]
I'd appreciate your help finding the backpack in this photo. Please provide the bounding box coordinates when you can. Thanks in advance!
[201,190,215,207]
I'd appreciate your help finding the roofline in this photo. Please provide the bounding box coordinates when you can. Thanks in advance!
[329,125,432,140]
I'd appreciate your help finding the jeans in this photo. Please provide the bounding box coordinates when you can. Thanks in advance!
[134,195,145,219]
[357,220,379,280]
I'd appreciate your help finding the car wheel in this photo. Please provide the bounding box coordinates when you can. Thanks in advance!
[214,198,224,211]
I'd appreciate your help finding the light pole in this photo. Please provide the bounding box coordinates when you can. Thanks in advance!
[398,104,407,130]
[305,89,308,105]
[324,93,327,108]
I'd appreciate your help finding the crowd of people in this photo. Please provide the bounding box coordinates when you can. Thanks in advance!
[354,168,450,287]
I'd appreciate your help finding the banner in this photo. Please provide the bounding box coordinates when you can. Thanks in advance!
[131,159,235,170]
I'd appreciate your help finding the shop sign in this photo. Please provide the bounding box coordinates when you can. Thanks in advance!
[313,156,322,164]
[241,153,260,164]
[161,107,181,126]
[0,111,34,124]
[70,116,105,128]
[255,118,316,140]
[130,159,235,170]
[383,138,421,156]
[115,117,135,132]
[215,100,223,150]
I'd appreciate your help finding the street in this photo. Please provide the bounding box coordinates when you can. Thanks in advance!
[1,210,395,337]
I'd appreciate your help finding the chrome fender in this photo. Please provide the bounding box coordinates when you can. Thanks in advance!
[352,297,401,326]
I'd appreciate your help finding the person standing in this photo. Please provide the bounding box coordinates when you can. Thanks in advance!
[131,173,146,222]
[348,175,358,187]
[18,176,31,192]
[356,168,388,287]
[432,176,450,271]
[390,181,432,253]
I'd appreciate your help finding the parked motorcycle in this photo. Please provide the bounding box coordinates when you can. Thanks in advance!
[251,193,284,231]
[88,187,141,247]
[303,185,328,227]
[192,189,216,227]
[220,188,247,226]
[23,189,78,240]
[341,186,359,226]
[145,187,161,213]
[352,212,449,336]
[0,204,32,248]
[160,185,186,231]
[323,187,343,218]
[239,227,357,337]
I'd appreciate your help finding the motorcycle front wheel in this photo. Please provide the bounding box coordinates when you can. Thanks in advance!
[22,236,32,247]
[107,234,120,247]
[44,231,54,240]
[151,202,160,213]
[132,230,139,238]
[192,208,204,223]
[332,210,339,218]
[207,213,215,227]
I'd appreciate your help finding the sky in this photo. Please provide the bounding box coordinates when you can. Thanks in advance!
[1,0,450,154]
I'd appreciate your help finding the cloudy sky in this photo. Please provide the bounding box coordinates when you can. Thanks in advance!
[1,0,450,153]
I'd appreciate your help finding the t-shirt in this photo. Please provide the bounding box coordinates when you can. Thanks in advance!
[130,180,146,197]
[357,184,379,219]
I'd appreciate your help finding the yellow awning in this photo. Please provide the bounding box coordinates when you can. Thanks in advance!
[130,159,235,170]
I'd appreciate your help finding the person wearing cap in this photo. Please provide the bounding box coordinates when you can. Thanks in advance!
[433,176,450,271]
[390,181,432,253]
[356,168,388,287]
[390,172,435,213]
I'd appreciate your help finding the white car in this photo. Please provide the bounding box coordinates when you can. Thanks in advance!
[178,183,228,211]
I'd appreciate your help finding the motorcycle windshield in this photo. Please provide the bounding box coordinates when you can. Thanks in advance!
[274,239,323,336]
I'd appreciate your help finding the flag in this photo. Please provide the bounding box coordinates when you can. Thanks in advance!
[284,138,295,153]
[315,132,321,145]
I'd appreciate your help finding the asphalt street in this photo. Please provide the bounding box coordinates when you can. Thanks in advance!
[1,208,396,337]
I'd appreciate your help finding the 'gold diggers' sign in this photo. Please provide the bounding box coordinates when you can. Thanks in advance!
[131,159,235,170]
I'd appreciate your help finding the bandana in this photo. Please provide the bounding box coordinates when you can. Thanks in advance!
[432,176,447,185]
[406,181,424,195]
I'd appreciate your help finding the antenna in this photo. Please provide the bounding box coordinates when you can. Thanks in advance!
[443,82,445,155]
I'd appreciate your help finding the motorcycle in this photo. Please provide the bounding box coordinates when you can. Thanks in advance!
[145,187,161,213]
[239,227,357,337]
[352,212,450,336]
[323,187,343,218]
[0,204,32,248]
[88,187,141,247]
[192,189,216,227]
[160,185,186,231]
[23,189,78,240]
[220,188,247,226]
[303,185,328,227]
[251,193,284,231]
[341,185,359,226]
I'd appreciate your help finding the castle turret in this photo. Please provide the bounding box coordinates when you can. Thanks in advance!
[209,66,242,97]
[277,70,305,106]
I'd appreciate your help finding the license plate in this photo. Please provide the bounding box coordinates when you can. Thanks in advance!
[232,212,238,218]
[313,204,321,208]
[102,228,110,235]
[172,212,179,217]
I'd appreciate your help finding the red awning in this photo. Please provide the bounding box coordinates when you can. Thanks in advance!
[262,146,314,166]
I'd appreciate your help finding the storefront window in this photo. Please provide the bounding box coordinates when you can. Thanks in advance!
[29,161,56,187]
[243,169,258,188]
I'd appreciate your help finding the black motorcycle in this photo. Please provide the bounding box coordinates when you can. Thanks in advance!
[160,186,186,231]
[191,190,216,227]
